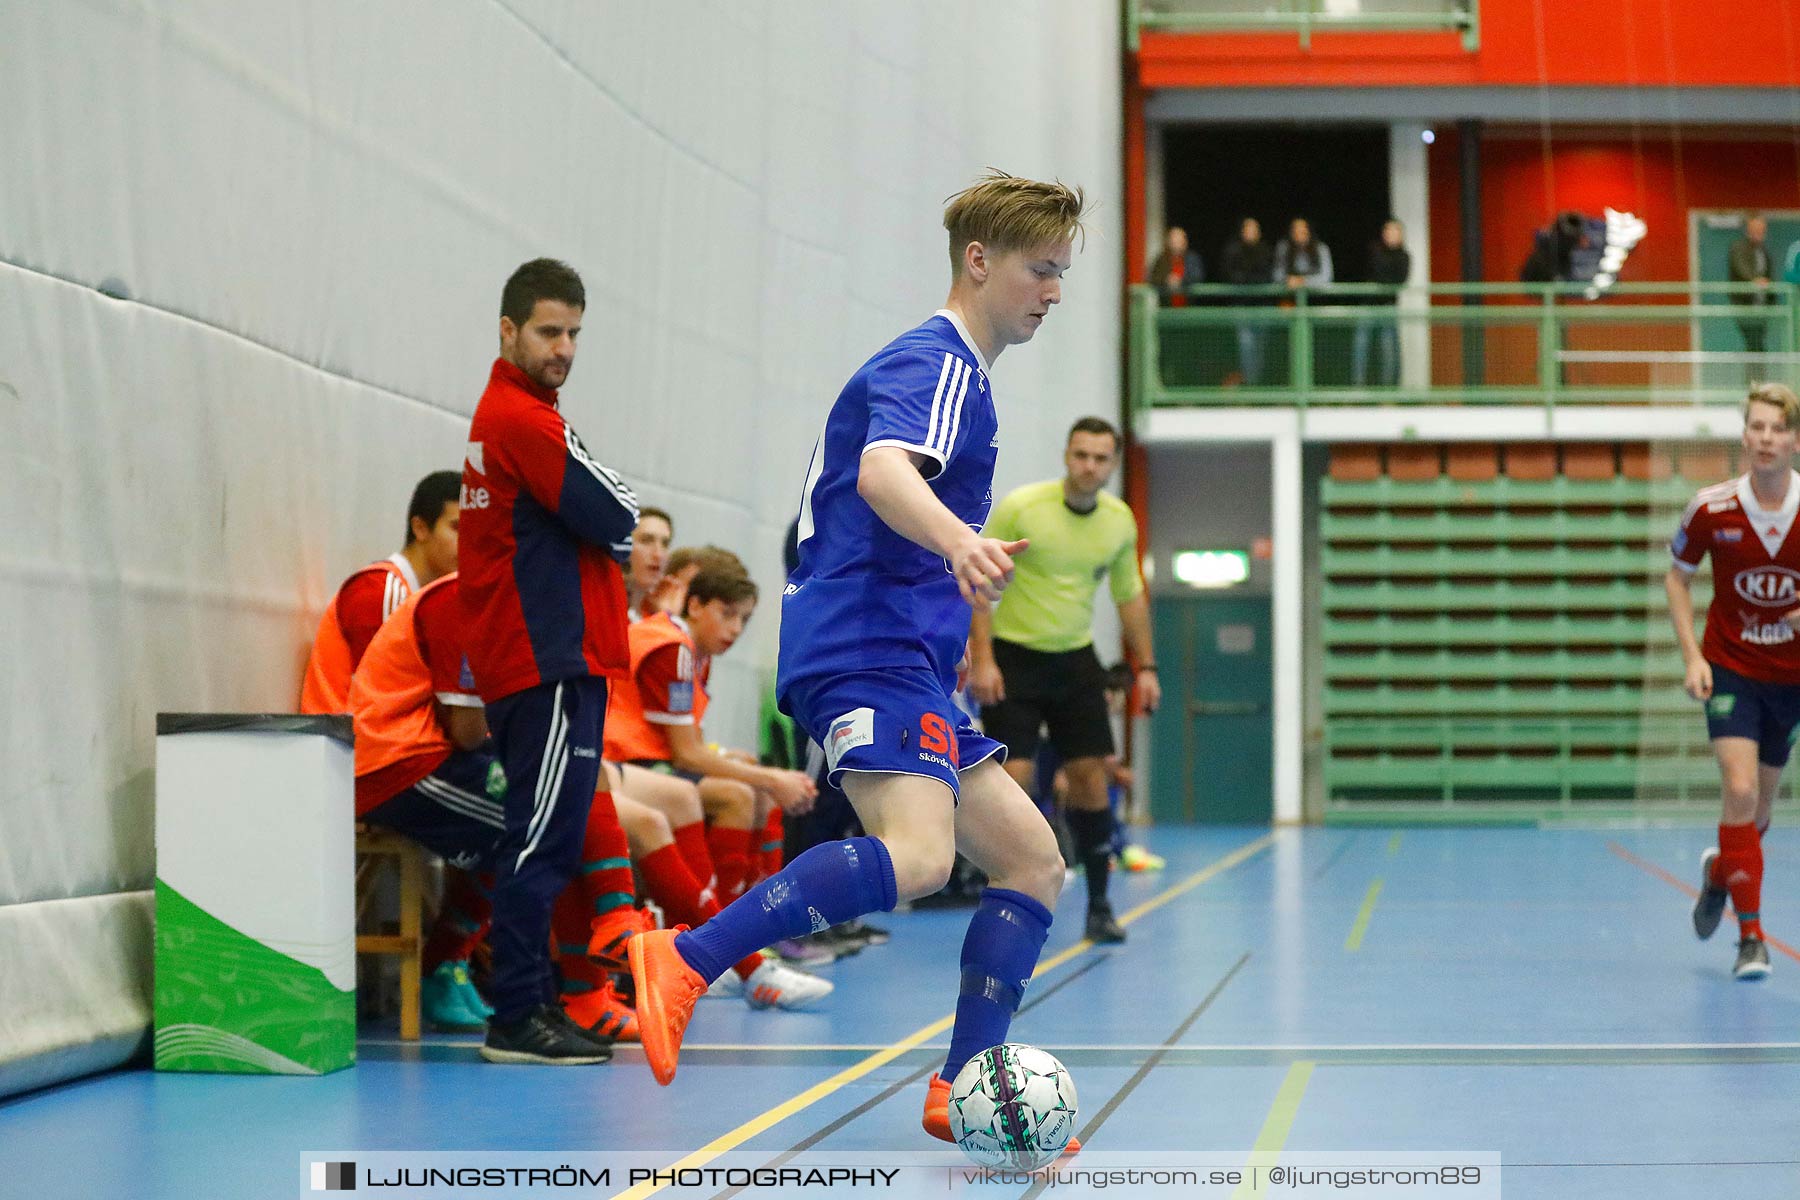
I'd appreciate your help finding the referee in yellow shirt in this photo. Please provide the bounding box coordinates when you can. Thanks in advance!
[968,417,1159,943]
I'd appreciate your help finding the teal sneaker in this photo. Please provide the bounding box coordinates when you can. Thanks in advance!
[447,959,495,1019]
[423,961,488,1031]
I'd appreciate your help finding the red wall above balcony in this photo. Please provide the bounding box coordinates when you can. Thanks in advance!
[1138,1,1800,90]
[1427,129,1800,284]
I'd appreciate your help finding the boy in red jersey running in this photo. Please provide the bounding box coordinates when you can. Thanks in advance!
[1669,382,1800,979]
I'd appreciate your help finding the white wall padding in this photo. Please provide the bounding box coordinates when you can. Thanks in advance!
[0,0,1121,1094]
[0,892,153,1098]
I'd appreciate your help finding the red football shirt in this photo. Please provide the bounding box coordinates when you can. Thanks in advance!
[1672,472,1800,684]
[298,555,418,714]
[460,358,639,702]
[336,557,418,665]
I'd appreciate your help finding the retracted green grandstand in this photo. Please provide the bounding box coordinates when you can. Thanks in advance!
[1321,447,1724,818]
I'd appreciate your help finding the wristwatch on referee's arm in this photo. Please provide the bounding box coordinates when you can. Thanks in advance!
[1133,663,1160,714]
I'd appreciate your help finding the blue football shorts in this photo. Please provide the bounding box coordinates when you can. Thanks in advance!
[783,666,1005,799]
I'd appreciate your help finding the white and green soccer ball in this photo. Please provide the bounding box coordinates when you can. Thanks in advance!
[947,1043,1078,1169]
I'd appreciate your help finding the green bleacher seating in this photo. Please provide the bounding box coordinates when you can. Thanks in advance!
[1321,443,1718,808]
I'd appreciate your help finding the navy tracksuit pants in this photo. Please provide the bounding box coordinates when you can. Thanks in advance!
[483,676,607,1024]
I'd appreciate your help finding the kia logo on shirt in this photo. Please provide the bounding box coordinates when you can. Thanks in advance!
[1734,566,1800,607]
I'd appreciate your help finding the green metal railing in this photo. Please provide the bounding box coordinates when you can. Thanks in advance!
[1130,282,1800,414]
[1126,0,1479,52]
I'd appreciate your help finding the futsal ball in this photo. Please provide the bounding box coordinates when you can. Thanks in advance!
[946,1043,1078,1169]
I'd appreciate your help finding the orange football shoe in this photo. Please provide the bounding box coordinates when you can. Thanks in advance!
[922,1073,955,1141]
[562,979,639,1043]
[922,1073,1082,1155]
[627,928,707,1086]
[587,906,654,972]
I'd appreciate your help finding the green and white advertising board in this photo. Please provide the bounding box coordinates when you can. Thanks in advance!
[154,714,355,1075]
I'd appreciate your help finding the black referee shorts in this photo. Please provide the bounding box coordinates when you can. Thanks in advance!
[980,638,1115,763]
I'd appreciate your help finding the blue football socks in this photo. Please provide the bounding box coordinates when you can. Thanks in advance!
[674,835,897,982]
[941,887,1053,1084]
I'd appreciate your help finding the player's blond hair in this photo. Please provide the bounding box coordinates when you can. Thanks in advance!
[1745,382,1800,429]
[943,170,1087,278]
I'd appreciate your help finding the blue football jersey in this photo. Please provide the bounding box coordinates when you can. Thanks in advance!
[778,310,999,698]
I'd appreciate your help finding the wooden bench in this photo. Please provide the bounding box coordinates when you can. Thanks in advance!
[353,824,427,1040]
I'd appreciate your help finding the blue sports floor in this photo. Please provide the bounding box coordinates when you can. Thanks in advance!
[4,826,1798,1198]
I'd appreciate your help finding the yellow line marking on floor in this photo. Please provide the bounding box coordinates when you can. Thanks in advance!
[1386,831,1403,856]
[1110,832,1277,929]
[1345,878,1384,952]
[1231,1060,1316,1200]
[606,832,1278,1200]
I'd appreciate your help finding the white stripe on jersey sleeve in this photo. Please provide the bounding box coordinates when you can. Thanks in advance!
[923,353,955,452]
[795,428,827,546]
[863,439,948,479]
[933,357,971,460]
[859,351,972,481]
[562,422,640,516]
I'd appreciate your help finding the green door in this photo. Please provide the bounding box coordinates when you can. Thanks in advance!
[1149,594,1273,824]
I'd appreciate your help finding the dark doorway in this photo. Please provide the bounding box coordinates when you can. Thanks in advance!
[1161,124,1392,283]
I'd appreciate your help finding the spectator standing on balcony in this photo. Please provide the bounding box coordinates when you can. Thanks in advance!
[1149,227,1206,385]
[1729,213,1776,364]
[1351,218,1412,388]
[1220,217,1274,385]
[1148,226,1203,307]
[1273,217,1333,290]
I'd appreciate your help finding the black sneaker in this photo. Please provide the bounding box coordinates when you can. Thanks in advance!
[1734,936,1772,981]
[840,919,891,946]
[1085,903,1126,945]
[480,1004,612,1064]
[820,920,889,954]
[548,1001,618,1049]
[1693,848,1728,940]
[807,928,862,958]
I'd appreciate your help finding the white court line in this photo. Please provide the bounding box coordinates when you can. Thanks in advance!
[355,1040,909,1050]
[357,1039,1800,1052]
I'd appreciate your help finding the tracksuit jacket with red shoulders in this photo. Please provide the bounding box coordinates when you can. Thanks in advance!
[460,357,639,703]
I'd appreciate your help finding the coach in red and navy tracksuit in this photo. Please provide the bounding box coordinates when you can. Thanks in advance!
[461,259,640,1064]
